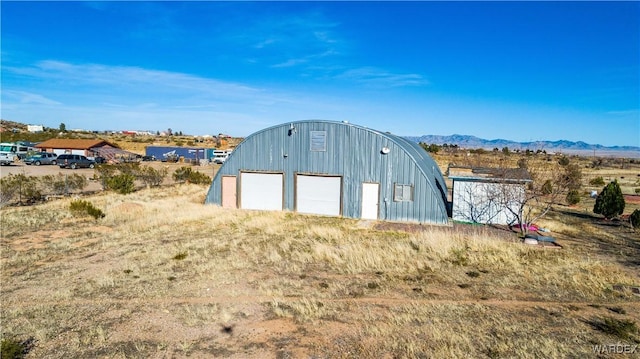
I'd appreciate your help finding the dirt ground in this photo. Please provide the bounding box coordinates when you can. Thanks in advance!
[1,184,639,358]
[2,150,640,358]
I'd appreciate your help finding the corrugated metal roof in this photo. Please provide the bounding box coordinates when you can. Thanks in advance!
[448,165,532,182]
[35,138,117,150]
[206,120,450,224]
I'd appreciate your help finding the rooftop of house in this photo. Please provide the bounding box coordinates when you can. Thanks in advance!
[34,138,118,150]
[447,166,532,182]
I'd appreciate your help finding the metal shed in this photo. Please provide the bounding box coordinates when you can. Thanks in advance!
[205,120,449,224]
[448,166,532,225]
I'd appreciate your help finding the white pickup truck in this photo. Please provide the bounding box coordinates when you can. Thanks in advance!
[212,150,233,164]
[0,152,16,166]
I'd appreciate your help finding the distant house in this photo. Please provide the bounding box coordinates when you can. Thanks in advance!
[35,139,116,156]
[448,166,532,225]
[27,125,44,133]
[36,138,143,162]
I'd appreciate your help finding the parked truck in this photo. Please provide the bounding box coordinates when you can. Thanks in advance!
[0,152,16,166]
[212,150,233,164]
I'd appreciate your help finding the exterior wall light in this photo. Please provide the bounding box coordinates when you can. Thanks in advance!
[381,147,390,154]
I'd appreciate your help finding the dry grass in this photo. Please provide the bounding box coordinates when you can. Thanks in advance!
[1,183,639,358]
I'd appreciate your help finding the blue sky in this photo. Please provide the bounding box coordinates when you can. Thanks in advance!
[1,1,638,147]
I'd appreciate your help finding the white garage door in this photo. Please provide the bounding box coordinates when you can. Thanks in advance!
[296,175,341,216]
[240,172,283,210]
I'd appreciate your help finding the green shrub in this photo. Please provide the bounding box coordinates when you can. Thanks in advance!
[173,252,188,260]
[563,164,582,191]
[0,175,21,206]
[630,209,640,229]
[558,156,570,166]
[41,173,88,195]
[635,188,640,195]
[94,164,119,190]
[588,317,638,340]
[517,158,528,169]
[116,162,141,175]
[138,165,167,187]
[541,180,553,195]
[1,336,35,359]
[106,173,136,194]
[566,190,581,205]
[172,166,211,185]
[594,180,625,219]
[187,171,211,185]
[589,176,605,186]
[2,174,43,204]
[1,173,89,205]
[172,166,192,183]
[70,199,105,219]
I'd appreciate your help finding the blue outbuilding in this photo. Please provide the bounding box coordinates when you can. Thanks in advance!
[205,120,449,224]
[145,146,207,161]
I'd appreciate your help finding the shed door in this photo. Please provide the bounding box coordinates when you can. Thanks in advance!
[361,183,379,220]
[240,172,283,210]
[221,176,237,208]
[296,175,341,216]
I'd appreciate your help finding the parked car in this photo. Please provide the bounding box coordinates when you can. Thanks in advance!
[0,152,16,166]
[93,156,107,164]
[24,152,58,166]
[57,154,96,169]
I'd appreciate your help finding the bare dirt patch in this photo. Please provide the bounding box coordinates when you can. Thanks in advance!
[625,194,640,205]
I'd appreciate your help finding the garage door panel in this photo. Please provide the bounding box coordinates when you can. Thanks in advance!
[296,175,341,216]
[241,173,283,210]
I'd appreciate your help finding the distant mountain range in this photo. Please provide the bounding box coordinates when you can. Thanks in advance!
[404,134,640,158]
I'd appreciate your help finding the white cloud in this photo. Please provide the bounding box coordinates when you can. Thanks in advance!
[606,109,639,116]
[336,67,429,88]
[2,90,62,105]
[0,60,354,135]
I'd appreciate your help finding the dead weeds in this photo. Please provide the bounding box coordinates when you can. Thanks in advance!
[1,184,639,358]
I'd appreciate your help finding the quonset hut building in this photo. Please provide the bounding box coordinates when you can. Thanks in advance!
[205,120,449,224]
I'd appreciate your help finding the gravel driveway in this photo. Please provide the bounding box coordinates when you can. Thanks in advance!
[0,161,220,193]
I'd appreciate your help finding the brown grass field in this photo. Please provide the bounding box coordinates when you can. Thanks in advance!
[1,147,640,358]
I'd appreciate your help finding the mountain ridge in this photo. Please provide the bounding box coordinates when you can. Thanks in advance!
[404,134,639,156]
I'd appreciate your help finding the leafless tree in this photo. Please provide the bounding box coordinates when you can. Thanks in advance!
[453,181,503,224]
[497,161,577,236]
